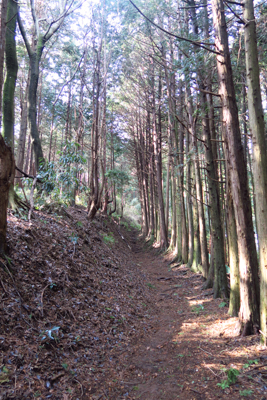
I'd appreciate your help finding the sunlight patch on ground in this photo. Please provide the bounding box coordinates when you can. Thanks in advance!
[208,316,240,338]
[188,298,213,307]
[220,342,265,358]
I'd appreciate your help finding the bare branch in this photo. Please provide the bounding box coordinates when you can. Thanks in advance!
[17,9,33,57]
[30,0,39,38]
[224,1,245,24]
[194,87,221,97]
[53,50,85,107]
[44,0,85,42]
[43,0,72,42]
[225,0,244,6]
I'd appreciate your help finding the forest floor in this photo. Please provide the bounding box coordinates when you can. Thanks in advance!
[0,205,267,400]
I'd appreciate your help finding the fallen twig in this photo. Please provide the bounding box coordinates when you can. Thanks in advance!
[199,346,213,356]
[40,284,49,317]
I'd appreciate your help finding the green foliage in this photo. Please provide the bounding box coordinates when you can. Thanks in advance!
[69,232,78,245]
[219,302,227,308]
[105,168,130,188]
[239,389,253,397]
[243,359,258,369]
[130,221,141,230]
[0,366,10,383]
[217,368,240,390]
[37,141,87,205]
[102,232,115,245]
[146,282,156,289]
[61,363,68,370]
[191,304,204,314]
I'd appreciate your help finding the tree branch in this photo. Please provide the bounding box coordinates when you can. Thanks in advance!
[43,0,82,42]
[128,0,220,55]
[224,1,245,24]
[194,87,221,97]
[30,0,39,38]
[53,50,85,106]
[17,9,33,57]
[225,0,244,6]
[15,166,41,181]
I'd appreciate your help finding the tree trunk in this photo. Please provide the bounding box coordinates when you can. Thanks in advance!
[226,166,240,316]
[16,76,29,185]
[186,85,209,278]
[211,0,260,335]
[186,128,194,269]
[88,44,102,220]
[243,0,267,343]
[17,1,69,171]
[0,0,8,130]
[200,88,228,298]
[152,105,167,249]
[0,136,15,254]
[2,0,18,148]
[27,49,44,170]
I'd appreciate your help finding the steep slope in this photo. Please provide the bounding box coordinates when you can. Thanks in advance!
[0,206,154,399]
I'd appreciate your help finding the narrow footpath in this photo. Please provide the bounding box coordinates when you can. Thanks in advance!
[2,210,266,400]
[117,234,266,400]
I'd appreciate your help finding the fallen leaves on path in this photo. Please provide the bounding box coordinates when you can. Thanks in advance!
[0,206,266,399]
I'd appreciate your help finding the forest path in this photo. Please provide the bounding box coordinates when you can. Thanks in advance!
[119,234,264,400]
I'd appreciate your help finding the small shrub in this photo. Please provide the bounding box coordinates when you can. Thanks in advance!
[239,389,253,396]
[217,367,239,390]
[102,233,115,245]
[191,304,204,314]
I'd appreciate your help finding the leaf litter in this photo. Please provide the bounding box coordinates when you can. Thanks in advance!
[0,205,266,399]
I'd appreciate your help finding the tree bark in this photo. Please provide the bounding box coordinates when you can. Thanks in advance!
[186,85,209,278]
[0,136,15,254]
[0,0,8,130]
[16,74,29,185]
[199,88,228,298]
[226,165,240,316]
[243,0,267,343]
[2,0,18,148]
[211,0,260,335]
[17,0,69,171]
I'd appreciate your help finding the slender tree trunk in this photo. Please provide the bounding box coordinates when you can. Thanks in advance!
[152,106,167,249]
[151,67,167,248]
[88,44,102,220]
[0,136,15,254]
[65,81,72,142]
[243,0,267,342]
[179,124,188,264]
[16,74,29,184]
[165,128,170,238]
[200,89,228,298]
[0,0,8,130]
[186,85,209,278]
[27,50,44,170]
[169,167,177,251]
[226,165,240,316]
[48,108,55,162]
[186,128,194,268]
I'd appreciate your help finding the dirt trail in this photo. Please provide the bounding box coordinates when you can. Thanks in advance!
[119,235,266,400]
[1,209,266,399]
